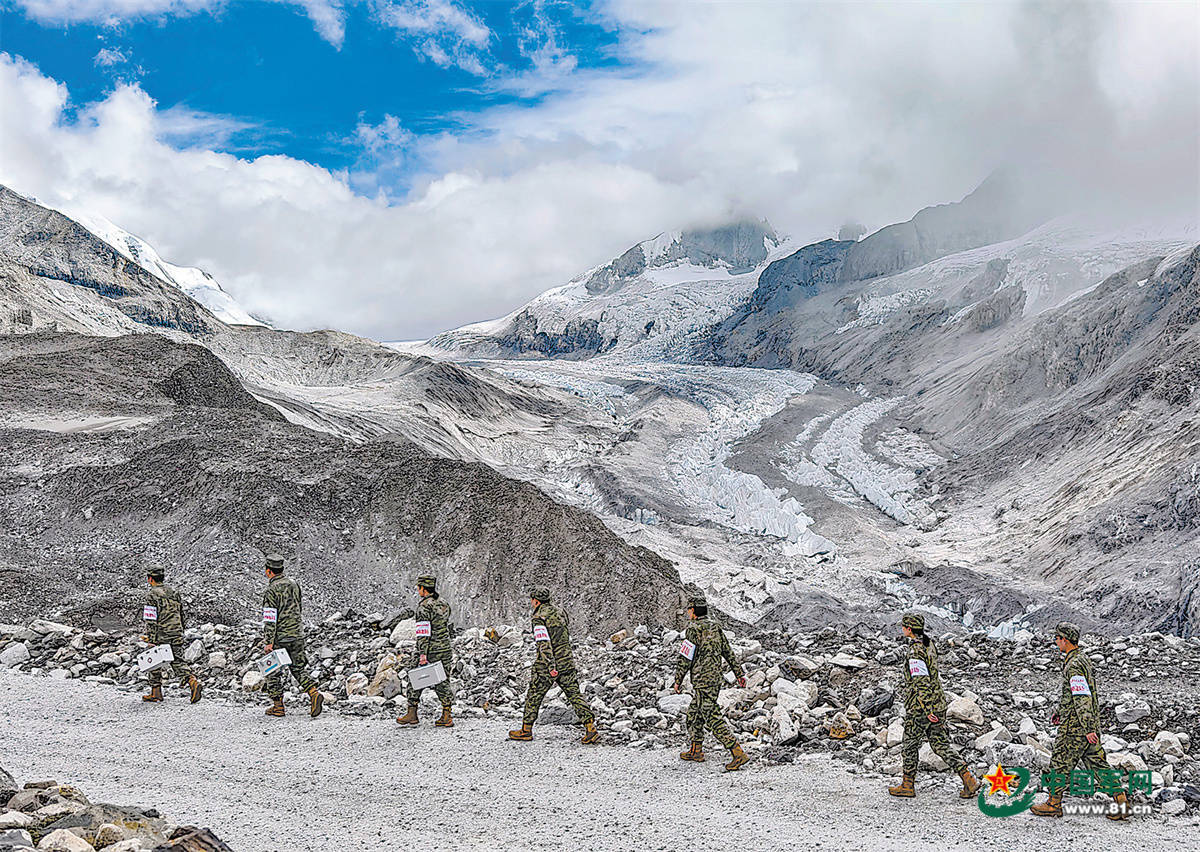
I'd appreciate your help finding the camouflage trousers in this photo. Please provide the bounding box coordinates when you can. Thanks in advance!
[686,687,737,750]
[522,666,595,726]
[265,640,317,699]
[147,639,195,688]
[902,714,968,776]
[1046,727,1109,795]
[406,655,454,708]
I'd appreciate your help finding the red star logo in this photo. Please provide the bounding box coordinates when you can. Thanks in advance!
[983,764,1018,796]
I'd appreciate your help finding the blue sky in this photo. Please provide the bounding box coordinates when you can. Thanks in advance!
[0,1,1193,340]
[1,1,626,194]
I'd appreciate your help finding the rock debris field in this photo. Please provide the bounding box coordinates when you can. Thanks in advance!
[2,614,1198,850]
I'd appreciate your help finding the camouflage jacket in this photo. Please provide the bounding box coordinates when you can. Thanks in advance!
[143,584,185,644]
[414,596,452,663]
[531,602,576,674]
[262,574,304,645]
[902,638,949,717]
[1056,648,1100,734]
[674,617,743,691]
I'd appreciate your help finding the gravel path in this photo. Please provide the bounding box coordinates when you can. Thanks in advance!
[1,671,1190,851]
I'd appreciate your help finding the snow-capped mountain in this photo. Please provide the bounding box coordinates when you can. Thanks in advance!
[61,210,264,327]
[424,220,783,360]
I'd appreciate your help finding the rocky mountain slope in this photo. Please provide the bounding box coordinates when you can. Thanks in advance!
[0,187,219,338]
[0,332,686,634]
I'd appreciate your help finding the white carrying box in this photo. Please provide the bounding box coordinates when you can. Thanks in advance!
[137,644,175,674]
[407,661,447,690]
[257,648,293,676]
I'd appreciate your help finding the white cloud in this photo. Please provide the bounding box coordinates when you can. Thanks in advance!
[0,52,708,339]
[93,46,128,67]
[13,1,347,47]
[0,1,1195,342]
[371,0,492,74]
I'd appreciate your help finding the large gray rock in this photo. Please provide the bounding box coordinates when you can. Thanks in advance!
[0,766,17,804]
[0,827,32,848]
[0,643,29,668]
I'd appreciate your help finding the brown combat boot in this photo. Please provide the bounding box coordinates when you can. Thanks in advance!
[395,704,419,726]
[958,769,980,799]
[307,686,323,718]
[1106,791,1129,821]
[1030,792,1063,817]
[141,685,163,703]
[581,722,600,744]
[724,744,750,772]
[508,724,533,741]
[435,706,454,728]
[679,742,705,762]
[188,677,203,704]
[888,774,916,798]
[264,697,285,717]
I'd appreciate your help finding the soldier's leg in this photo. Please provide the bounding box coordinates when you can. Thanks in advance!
[1046,730,1085,796]
[405,683,425,705]
[287,644,317,693]
[265,669,284,699]
[522,669,552,727]
[700,689,737,750]
[925,720,968,774]
[901,715,925,777]
[169,642,194,688]
[685,692,706,746]
[555,670,595,725]
[433,679,454,708]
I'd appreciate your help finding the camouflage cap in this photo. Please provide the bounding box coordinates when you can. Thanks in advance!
[264,553,285,571]
[529,586,551,602]
[416,575,436,590]
[147,567,165,580]
[1055,622,1081,643]
[901,612,925,631]
[687,594,707,610]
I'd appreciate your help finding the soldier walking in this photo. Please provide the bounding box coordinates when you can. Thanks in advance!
[673,594,749,771]
[140,568,202,704]
[260,553,323,718]
[396,575,454,728]
[508,586,599,744]
[887,613,980,799]
[1030,622,1128,820]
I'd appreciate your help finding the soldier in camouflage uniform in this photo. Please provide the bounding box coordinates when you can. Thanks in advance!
[508,587,599,744]
[1031,622,1128,820]
[396,575,455,728]
[261,554,323,718]
[139,568,203,704]
[887,613,980,799]
[673,594,749,771]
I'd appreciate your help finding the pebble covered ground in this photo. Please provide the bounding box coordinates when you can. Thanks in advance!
[1,671,1194,852]
[2,612,1198,849]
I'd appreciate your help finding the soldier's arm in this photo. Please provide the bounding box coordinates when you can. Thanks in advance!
[143,592,159,643]
[719,627,744,679]
[262,587,279,646]
[1066,661,1099,731]
[532,614,556,669]
[414,600,432,658]
[908,646,935,716]
[674,624,698,686]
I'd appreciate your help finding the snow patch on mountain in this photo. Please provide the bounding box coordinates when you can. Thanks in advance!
[62,211,263,327]
[835,216,1198,335]
[782,398,942,528]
